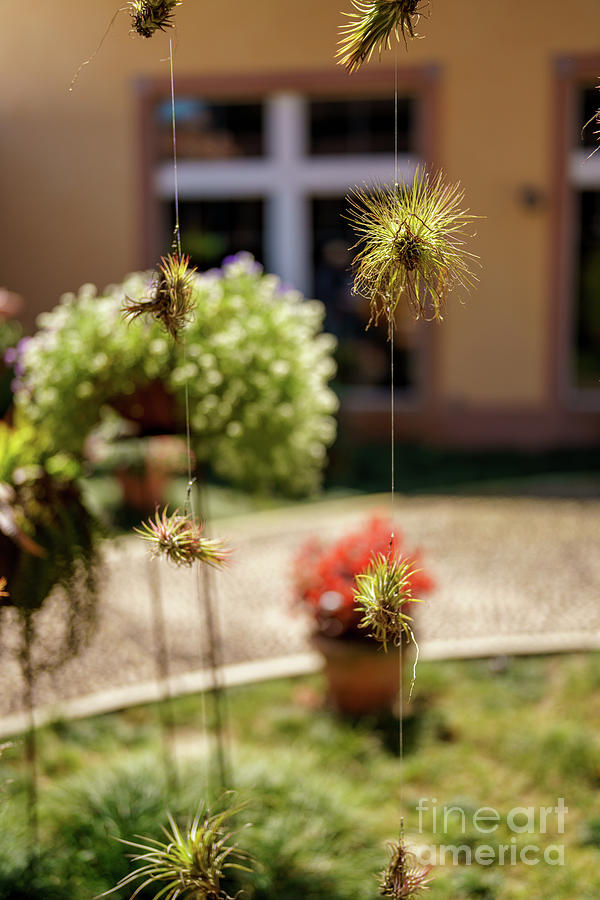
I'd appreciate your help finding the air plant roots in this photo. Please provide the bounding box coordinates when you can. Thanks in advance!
[379,837,433,898]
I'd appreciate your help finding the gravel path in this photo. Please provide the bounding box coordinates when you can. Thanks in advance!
[1,493,599,719]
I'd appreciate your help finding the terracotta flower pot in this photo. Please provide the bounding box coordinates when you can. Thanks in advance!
[111,380,179,434]
[311,632,408,715]
[116,466,170,512]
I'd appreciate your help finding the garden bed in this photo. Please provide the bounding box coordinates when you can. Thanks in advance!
[1,654,599,898]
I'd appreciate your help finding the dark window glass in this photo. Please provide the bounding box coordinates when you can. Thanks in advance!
[578,86,600,150]
[164,199,264,271]
[155,98,264,160]
[311,196,415,390]
[574,191,600,389]
[309,97,414,155]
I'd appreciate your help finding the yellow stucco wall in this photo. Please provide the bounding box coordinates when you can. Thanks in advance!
[1,0,599,411]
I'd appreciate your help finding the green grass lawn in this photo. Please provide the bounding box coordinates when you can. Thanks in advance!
[1,654,600,898]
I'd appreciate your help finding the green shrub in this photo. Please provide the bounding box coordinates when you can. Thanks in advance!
[15,253,338,496]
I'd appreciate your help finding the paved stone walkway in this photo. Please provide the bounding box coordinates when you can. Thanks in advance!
[1,493,599,727]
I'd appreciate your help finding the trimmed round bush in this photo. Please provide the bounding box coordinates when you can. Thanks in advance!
[15,254,338,496]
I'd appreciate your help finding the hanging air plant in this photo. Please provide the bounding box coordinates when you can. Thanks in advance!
[354,551,421,652]
[582,83,600,160]
[102,800,252,900]
[586,112,600,158]
[123,253,195,339]
[337,0,425,73]
[379,837,433,898]
[70,1,182,90]
[347,167,479,329]
[129,0,182,38]
[135,506,230,568]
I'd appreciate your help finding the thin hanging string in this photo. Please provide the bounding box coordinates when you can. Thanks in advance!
[183,339,194,516]
[390,329,395,516]
[200,556,229,790]
[195,563,212,801]
[389,37,398,540]
[393,45,405,835]
[394,53,399,188]
[391,51,398,522]
[148,557,179,795]
[197,482,232,790]
[169,34,194,514]
[169,37,182,260]
[170,36,228,788]
[69,6,127,92]
[167,34,210,800]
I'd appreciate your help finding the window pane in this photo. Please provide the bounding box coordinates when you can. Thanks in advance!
[154,98,264,160]
[309,97,414,155]
[574,191,600,389]
[312,196,416,390]
[164,199,264,271]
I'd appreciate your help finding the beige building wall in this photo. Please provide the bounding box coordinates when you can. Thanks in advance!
[1,0,599,443]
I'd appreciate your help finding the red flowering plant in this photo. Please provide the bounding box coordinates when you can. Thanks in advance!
[292,515,435,641]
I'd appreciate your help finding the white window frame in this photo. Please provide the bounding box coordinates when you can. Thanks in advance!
[153,92,418,298]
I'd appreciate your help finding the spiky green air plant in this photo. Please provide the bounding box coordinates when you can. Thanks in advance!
[347,167,479,330]
[583,98,600,160]
[354,552,423,697]
[123,253,195,339]
[135,506,230,569]
[101,799,252,900]
[337,0,425,73]
[379,838,433,898]
[129,0,182,38]
[354,552,421,652]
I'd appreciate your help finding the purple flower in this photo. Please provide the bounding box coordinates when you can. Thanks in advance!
[5,337,31,375]
[222,252,243,266]
[222,252,263,275]
[16,337,32,354]
[275,281,296,296]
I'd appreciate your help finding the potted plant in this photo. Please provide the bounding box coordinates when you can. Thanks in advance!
[14,253,338,497]
[292,515,435,714]
[0,419,99,640]
[90,434,191,512]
